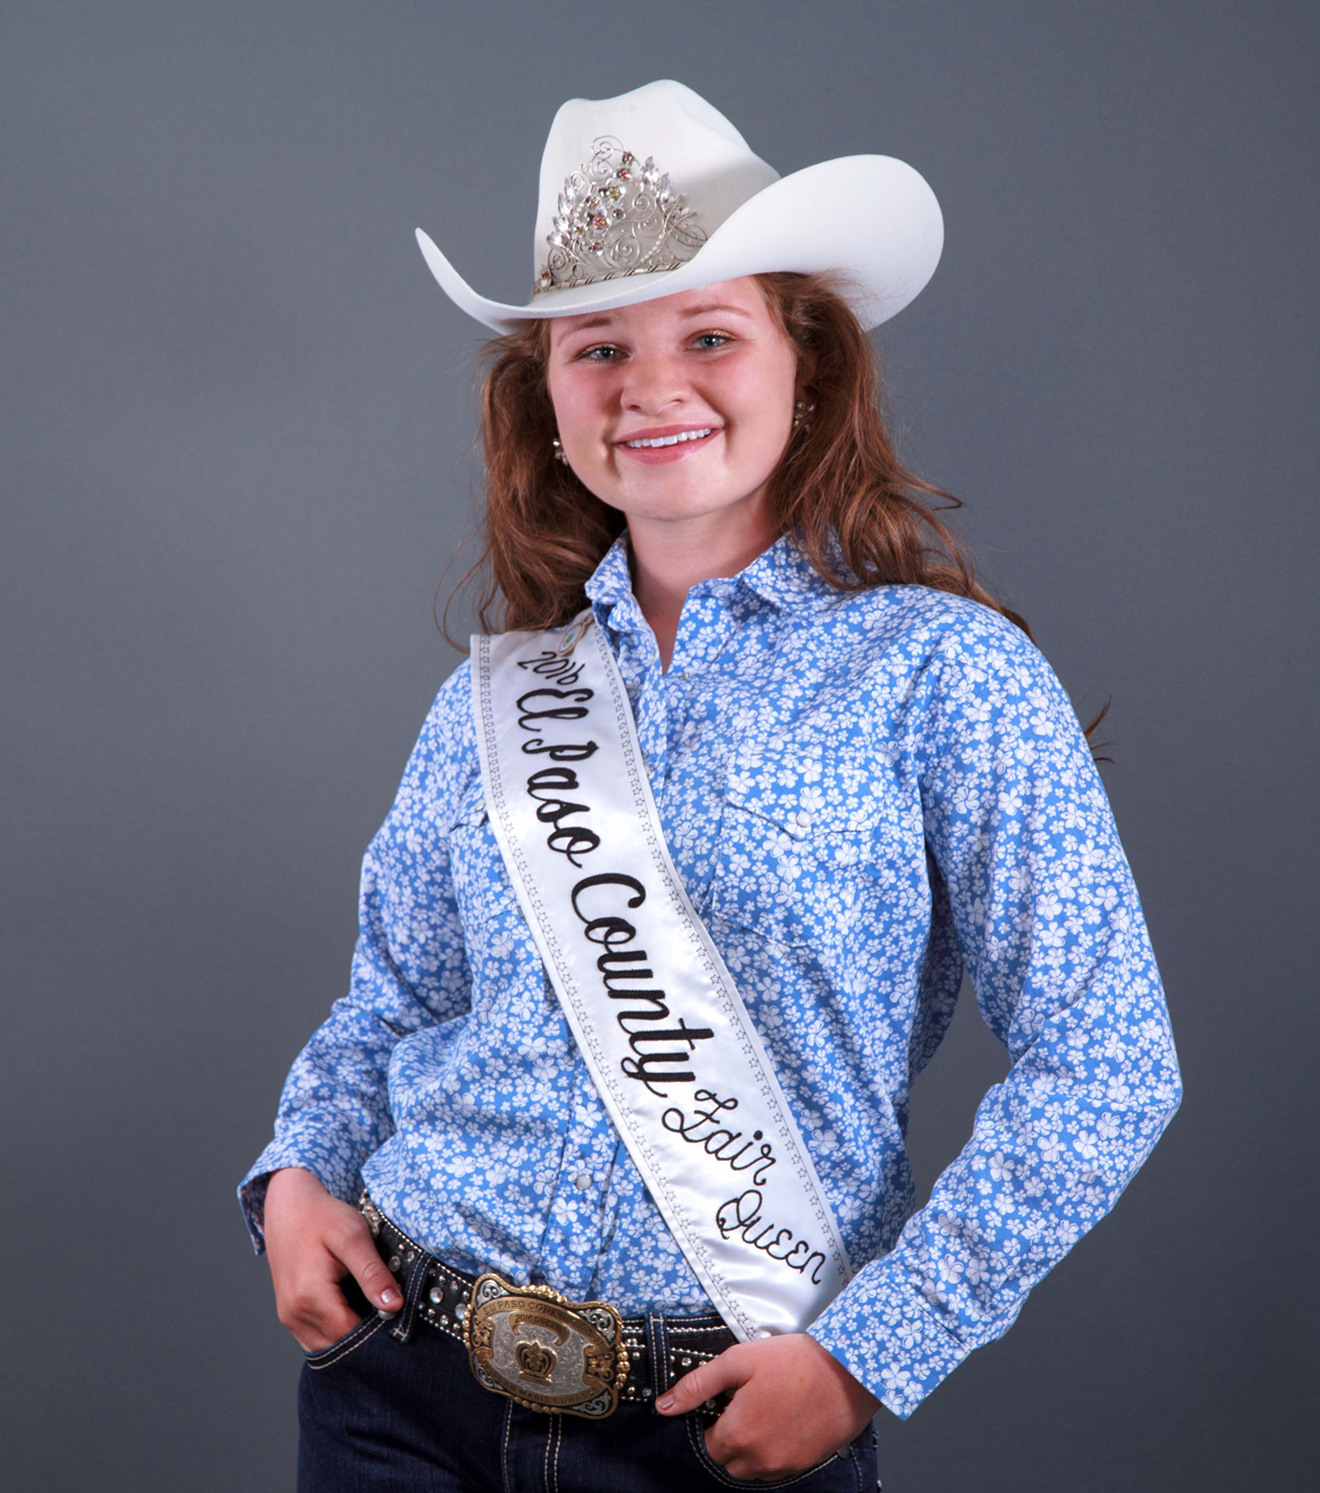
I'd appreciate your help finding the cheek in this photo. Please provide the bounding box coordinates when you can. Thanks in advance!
[547,383,579,438]
[546,366,602,442]
[724,381,794,464]
[719,352,796,439]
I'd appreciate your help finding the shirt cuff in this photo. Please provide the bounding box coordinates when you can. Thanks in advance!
[236,1128,368,1255]
[808,1258,972,1420]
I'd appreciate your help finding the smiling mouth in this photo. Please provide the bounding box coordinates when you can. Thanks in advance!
[621,428,715,449]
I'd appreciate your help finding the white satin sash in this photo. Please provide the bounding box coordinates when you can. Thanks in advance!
[471,616,851,1341]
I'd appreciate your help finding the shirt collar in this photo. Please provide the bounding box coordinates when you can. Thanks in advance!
[583,530,837,630]
[737,533,837,614]
[583,532,636,615]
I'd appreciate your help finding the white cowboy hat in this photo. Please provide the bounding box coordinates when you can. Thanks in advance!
[415,79,943,335]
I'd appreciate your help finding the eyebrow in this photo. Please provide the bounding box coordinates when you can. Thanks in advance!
[560,302,756,335]
[676,302,756,319]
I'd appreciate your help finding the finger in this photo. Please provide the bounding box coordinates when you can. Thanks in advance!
[275,1266,364,1350]
[656,1345,750,1415]
[289,1302,362,1355]
[331,1220,402,1313]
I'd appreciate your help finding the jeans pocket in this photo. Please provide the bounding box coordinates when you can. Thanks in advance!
[302,1313,385,1371]
[684,1415,849,1489]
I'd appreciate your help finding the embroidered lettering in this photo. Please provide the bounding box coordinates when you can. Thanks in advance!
[715,1189,826,1285]
[661,1090,778,1185]
[570,875,712,1094]
[478,629,850,1334]
[516,686,593,727]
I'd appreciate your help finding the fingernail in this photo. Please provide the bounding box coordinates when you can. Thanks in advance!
[656,1394,675,1412]
[380,1289,399,1306]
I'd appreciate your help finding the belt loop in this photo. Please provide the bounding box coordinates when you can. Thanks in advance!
[390,1244,429,1343]
[645,1313,672,1402]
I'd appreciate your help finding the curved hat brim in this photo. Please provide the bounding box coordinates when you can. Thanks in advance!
[416,154,943,335]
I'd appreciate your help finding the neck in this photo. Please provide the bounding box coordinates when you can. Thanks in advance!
[626,496,779,672]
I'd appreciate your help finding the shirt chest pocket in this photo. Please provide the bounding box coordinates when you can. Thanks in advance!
[445,784,517,929]
[707,739,891,952]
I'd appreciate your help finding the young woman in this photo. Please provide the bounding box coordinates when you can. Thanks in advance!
[241,82,1181,1491]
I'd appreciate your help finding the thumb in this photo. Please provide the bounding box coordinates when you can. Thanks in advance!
[333,1223,402,1313]
[656,1344,751,1416]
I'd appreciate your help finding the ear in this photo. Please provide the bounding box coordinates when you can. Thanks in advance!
[792,347,820,400]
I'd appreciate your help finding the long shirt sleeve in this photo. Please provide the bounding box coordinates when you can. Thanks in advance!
[806,614,1182,1416]
[238,671,475,1249]
[239,534,1180,1414]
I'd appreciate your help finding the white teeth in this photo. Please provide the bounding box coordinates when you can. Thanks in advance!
[624,428,714,448]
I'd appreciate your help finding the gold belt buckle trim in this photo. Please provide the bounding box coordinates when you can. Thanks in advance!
[464,1273,630,1419]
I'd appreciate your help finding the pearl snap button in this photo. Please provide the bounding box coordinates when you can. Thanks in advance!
[753,1328,774,1339]
[573,1171,592,1190]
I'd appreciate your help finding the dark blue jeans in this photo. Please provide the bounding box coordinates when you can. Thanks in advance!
[298,1305,879,1492]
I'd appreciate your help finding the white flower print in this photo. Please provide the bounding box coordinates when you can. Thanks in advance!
[239,534,1180,1427]
[1073,1131,1100,1161]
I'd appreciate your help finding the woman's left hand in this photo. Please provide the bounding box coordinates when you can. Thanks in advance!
[655,1332,880,1481]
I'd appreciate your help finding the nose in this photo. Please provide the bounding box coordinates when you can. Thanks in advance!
[619,347,690,417]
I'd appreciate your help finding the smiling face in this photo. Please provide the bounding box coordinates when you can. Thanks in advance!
[544,277,801,542]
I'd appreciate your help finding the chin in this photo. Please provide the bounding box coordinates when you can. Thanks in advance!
[622,496,737,524]
[612,478,750,521]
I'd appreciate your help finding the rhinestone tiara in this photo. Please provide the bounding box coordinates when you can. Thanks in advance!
[534,136,707,296]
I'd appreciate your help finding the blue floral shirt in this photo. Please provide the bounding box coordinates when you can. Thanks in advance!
[240,533,1181,1418]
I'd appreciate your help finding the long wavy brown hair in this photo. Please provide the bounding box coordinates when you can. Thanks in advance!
[451,270,1033,644]
[447,270,1110,746]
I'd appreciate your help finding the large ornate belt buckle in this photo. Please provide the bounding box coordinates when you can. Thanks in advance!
[465,1273,629,1419]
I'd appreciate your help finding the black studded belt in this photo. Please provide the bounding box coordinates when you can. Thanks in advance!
[360,1192,736,1419]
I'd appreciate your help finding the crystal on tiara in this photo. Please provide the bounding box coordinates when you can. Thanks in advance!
[534,137,706,295]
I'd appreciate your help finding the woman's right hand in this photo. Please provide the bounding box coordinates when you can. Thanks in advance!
[262,1167,402,1352]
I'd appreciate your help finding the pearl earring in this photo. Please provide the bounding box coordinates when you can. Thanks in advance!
[551,436,570,465]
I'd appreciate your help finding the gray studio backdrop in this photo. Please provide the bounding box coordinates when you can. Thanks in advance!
[3,2,1316,1489]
